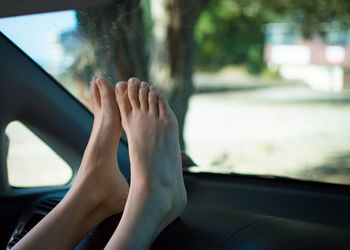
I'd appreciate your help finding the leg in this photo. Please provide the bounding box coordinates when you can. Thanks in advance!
[105,78,187,250]
[13,77,129,250]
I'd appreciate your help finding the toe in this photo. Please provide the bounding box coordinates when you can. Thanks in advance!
[148,86,159,117]
[128,77,141,109]
[90,78,101,113]
[158,94,177,127]
[96,77,115,102]
[158,94,169,119]
[139,81,149,111]
[95,77,119,117]
[115,81,128,96]
[115,81,132,118]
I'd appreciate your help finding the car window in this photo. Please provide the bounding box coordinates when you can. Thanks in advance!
[5,121,72,187]
[1,0,350,185]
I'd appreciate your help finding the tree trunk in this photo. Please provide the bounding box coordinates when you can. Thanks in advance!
[73,0,147,87]
[149,0,210,150]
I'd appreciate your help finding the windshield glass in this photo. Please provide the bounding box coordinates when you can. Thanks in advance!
[1,0,350,185]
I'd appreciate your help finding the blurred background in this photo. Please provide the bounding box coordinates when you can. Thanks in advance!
[1,0,350,186]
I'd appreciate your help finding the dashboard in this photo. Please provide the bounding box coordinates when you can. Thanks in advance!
[7,173,350,250]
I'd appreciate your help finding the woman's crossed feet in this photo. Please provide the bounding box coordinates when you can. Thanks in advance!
[13,76,186,250]
[106,77,187,249]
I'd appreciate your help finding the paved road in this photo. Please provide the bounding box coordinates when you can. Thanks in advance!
[185,85,350,185]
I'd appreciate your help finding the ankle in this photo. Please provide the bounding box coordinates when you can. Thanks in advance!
[66,179,102,212]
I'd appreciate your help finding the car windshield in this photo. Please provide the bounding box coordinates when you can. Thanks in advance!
[1,0,350,186]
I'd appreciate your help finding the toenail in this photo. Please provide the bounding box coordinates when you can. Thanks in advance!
[141,81,148,88]
[131,77,140,83]
[116,81,127,92]
[97,77,105,84]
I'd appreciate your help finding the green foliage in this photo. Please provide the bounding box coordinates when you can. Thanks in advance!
[263,67,280,79]
[246,45,265,75]
[194,0,268,74]
[194,0,350,75]
[253,0,350,37]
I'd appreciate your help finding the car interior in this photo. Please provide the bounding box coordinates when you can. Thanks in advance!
[1,0,350,249]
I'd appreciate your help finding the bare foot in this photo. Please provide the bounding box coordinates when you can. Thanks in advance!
[14,77,130,250]
[106,77,187,249]
[69,77,129,216]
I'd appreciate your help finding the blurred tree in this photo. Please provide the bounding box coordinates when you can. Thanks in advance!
[195,0,350,73]
[253,0,350,37]
[149,0,210,149]
[72,0,148,90]
[195,0,267,73]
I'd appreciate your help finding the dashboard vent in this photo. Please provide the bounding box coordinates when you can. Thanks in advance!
[8,197,61,249]
[8,213,45,249]
[35,197,60,213]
